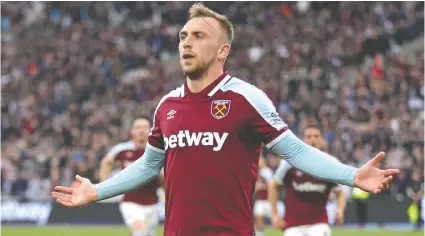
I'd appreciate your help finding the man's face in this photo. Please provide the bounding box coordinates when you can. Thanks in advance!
[303,127,322,148]
[179,17,224,79]
[131,119,151,142]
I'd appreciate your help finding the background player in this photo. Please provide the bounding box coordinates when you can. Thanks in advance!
[99,117,162,236]
[254,156,274,236]
[315,135,349,226]
[268,125,346,236]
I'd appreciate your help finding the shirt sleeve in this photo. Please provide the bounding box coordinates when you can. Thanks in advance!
[147,88,184,154]
[105,145,121,161]
[105,142,133,161]
[270,131,358,187]
[147,108,165,154]
[95,144,165,201]
[237,85,289,148]
[274,160,292,185]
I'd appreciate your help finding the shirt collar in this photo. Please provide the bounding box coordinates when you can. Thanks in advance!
[181,72,232,98]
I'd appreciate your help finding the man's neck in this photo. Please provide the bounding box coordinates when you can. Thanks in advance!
[187,66,224,93]
[134,140,146,150]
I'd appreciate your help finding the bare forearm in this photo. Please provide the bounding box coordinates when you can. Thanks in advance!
[99,162,112,182]
[336,191,346,213]
[268,182,279,216]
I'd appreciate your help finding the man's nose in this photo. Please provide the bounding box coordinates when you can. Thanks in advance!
[182,38,193,49]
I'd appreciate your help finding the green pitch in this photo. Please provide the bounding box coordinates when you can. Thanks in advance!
[2,226,423,236]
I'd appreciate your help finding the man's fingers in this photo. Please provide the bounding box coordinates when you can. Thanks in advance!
[76,175,84,182]
[382,169,399,176]
[52,192,72,202]
[369,152,385,166]
[382,183,389,190]
[54,186,73,194]
[382,175,394,189]
[382,177,391,185]
[55,198,74,207]
[52,192,73,206]
[384,175,393,184]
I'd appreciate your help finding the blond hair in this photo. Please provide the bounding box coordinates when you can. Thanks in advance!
[188,3,234,44]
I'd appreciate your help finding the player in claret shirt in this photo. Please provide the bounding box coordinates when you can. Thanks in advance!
[99,117,162,236]
[52,3,399,236]
[268,125,347,236]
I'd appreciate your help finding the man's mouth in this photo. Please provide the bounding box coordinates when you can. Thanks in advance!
[182,54,195,59]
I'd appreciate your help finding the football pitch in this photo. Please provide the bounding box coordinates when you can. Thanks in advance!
[2,226,423,236]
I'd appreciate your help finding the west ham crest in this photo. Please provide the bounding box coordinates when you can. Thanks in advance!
[211,100,231,119]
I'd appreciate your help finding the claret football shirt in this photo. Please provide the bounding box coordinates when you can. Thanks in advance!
[148,72,289,236]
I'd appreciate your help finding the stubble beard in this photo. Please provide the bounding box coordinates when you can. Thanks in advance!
[183,59,214,80]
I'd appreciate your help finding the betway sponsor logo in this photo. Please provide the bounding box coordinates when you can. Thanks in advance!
[164,131,228,151]
[292,181,327,193]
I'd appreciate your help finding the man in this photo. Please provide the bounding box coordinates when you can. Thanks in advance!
[316,135,350,226]
[268,125,346,236]
[52,3,398,236]
[253,156,274,236]
[99,117,161,236]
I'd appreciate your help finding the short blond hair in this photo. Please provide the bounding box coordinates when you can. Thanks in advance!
[188,3,234,44]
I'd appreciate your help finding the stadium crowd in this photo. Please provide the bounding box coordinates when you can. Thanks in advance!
[1,2,424,204]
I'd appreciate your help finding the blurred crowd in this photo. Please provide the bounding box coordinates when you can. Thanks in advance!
[1,2,424,203]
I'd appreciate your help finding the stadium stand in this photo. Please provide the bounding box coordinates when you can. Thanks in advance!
[1,1,423,210]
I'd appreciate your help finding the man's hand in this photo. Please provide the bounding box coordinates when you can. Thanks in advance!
[335,209,344,225]
[354,152,399,194]
[271,214,284,229]
[51,175,98,207]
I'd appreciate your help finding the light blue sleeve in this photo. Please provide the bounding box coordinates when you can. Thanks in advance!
[269,131,358,187]
[274,160,292,185]
[95,144,165,201]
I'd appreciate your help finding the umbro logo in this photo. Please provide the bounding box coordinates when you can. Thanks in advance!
[167,110,176,120]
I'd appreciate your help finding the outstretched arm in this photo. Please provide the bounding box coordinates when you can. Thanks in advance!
[225,80,398,194]
[269,132,398,193]
[52,144,164,207]
[270,132,357,186]
[96,144,164,201]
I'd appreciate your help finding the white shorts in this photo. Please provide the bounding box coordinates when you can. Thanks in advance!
[284,223,331,236]
[254,200,271,217]
[119,202,159,234]
[254,200,285,218]
[326,201,337,225]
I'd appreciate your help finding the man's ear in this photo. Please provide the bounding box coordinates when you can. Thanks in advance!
[218,44,230,61]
